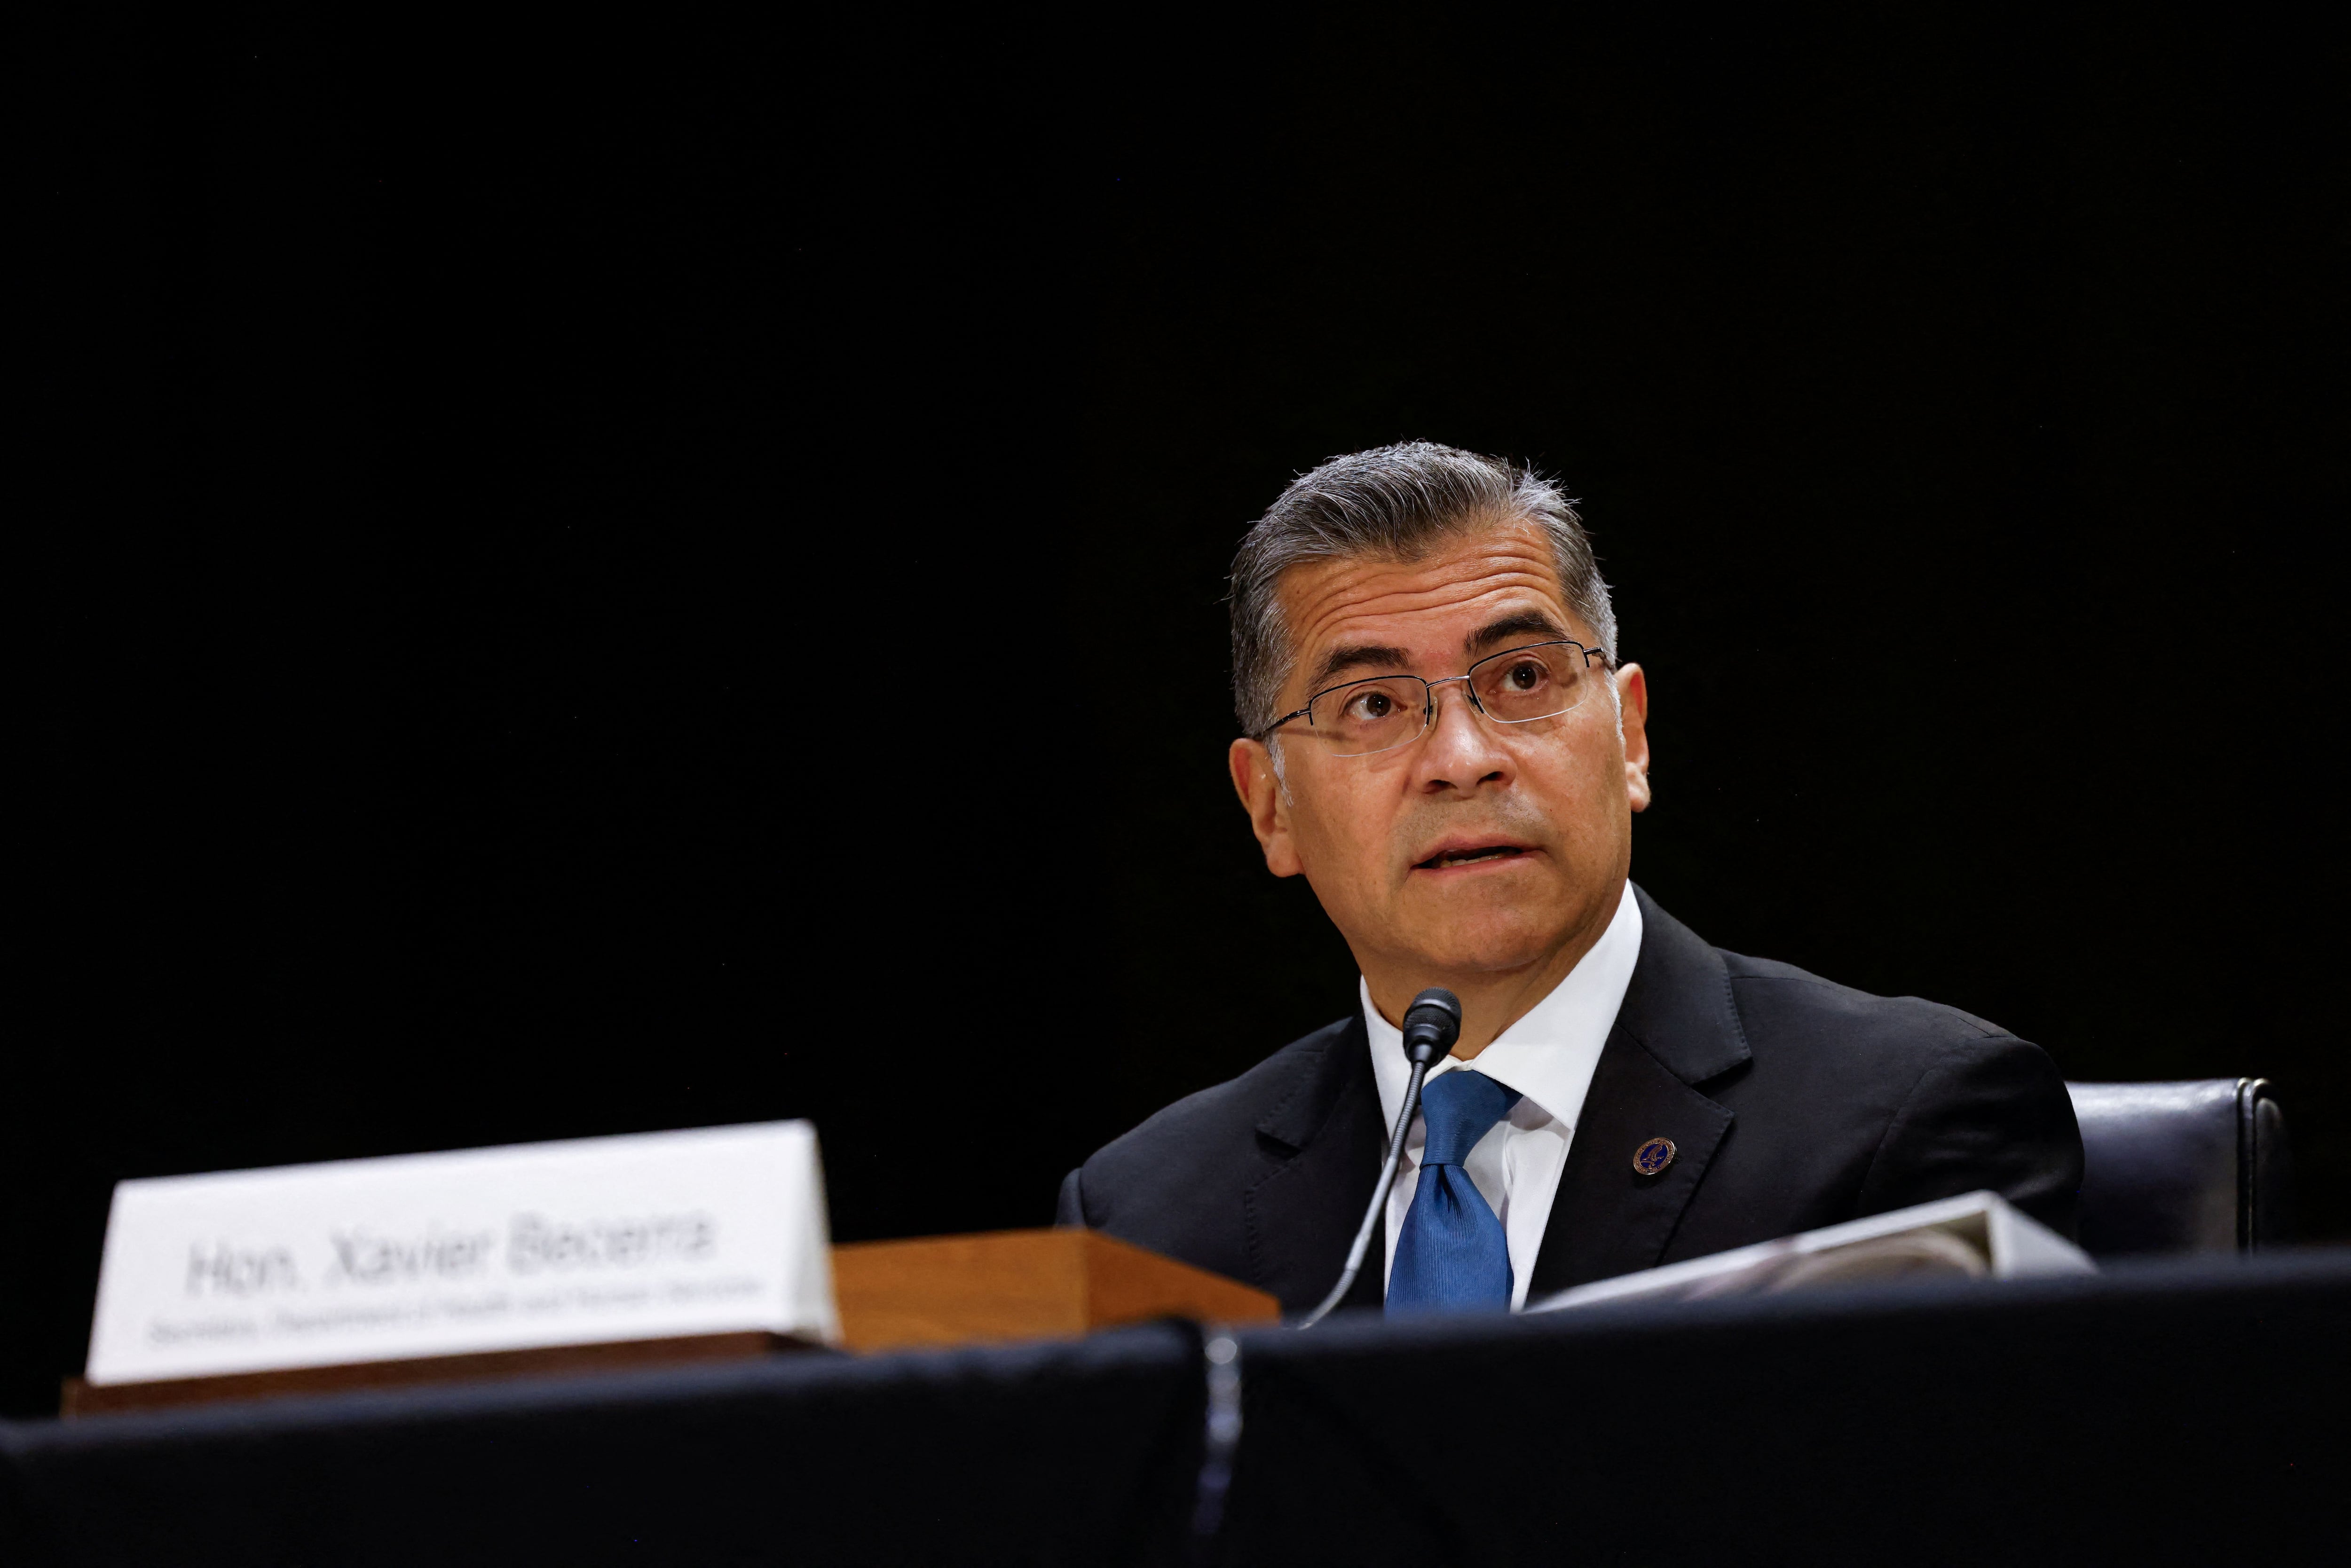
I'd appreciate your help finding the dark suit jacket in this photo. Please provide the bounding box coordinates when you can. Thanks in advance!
[1056,886,2083,1314]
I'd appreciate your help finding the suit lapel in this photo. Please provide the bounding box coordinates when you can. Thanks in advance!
[1529,885,1752,1295]
[1240,1012,1390,1316]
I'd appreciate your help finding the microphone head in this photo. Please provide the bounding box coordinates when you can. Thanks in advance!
[1399,987,1463,1066]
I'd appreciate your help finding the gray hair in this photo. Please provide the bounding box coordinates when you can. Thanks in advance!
[1228,441,1617,735]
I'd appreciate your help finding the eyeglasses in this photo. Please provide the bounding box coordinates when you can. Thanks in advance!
[1257,640,1612,758]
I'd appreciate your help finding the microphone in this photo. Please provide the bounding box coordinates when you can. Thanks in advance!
[1295,987,1462,1328]
[1399,988,1461,1067]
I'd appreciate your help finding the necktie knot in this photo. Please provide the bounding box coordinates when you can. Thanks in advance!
[1417,1068,1521,1166]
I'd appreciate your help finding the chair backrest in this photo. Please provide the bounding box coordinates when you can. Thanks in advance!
[2065,1079,2294,1257]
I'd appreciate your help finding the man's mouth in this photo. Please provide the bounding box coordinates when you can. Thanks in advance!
[1414,844,1530,871]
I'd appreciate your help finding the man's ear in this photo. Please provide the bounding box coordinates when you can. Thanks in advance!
[1228,737,1305,877]
[1617,663,1652,812]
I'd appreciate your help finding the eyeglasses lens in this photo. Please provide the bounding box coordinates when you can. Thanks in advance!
[1305,677,1422,756]
[1470,644,1592,724]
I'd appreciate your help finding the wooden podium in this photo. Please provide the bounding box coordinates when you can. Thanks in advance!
[830,1227,1278,1353]
[65,1229,1278,1416]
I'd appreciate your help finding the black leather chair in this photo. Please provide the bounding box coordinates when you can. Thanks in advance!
[2065,1079,2295,1257]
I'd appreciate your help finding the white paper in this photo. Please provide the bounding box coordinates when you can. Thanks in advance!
[1524,1190,2094,1314]
[86,1121,838,1385]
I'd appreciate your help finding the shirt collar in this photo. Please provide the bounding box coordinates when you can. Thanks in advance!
[1364,879,1644,1136]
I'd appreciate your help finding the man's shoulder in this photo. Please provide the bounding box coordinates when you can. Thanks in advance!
[1649,914,2081,1244]
[1709,945,2053,1114]
[1071,1014,1360,1219]
[1088,1016,1356,1169]
[1719,947,2009,1048]
[1628,886,2024,1089]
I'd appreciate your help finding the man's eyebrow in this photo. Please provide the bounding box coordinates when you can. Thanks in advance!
[1306,643,1412,691]
[1466,610,1572,657]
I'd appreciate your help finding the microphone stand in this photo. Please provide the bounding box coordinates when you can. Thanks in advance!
[1295,1055,1431,1329]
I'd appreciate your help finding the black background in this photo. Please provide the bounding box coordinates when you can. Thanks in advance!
[13,5,2343,1417]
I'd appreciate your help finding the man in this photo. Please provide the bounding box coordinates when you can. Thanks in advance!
[1056,441,2081,1316]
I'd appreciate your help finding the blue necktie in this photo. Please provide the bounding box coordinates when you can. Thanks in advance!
[1386,1069,1522,1313]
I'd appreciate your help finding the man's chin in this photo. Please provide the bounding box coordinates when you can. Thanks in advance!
[1390,922,1565,979]
[1392,882,1576,954]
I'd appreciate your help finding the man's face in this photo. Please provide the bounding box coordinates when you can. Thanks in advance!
[1227,518,1651,996]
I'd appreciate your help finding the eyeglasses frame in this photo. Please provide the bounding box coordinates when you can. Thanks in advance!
[1254,638,1615,757]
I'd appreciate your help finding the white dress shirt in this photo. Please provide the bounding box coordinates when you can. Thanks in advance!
[1365,879,1643,1308]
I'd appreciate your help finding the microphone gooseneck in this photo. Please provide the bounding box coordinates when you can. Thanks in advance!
[1295,986,1462,1329]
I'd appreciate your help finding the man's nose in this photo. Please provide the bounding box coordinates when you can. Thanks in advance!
[1414,679,1513,791]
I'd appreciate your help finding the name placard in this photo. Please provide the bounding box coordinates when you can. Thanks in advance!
[85,1122,837,1386]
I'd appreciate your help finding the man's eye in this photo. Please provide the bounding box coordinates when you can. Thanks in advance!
[1344,689,1400,721]
[1508,661,1546,689]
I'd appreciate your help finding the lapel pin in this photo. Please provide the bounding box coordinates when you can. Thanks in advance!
[1632,1137,1677,1176]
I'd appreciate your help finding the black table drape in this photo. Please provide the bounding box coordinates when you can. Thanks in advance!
[7,1252,2345,1565]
